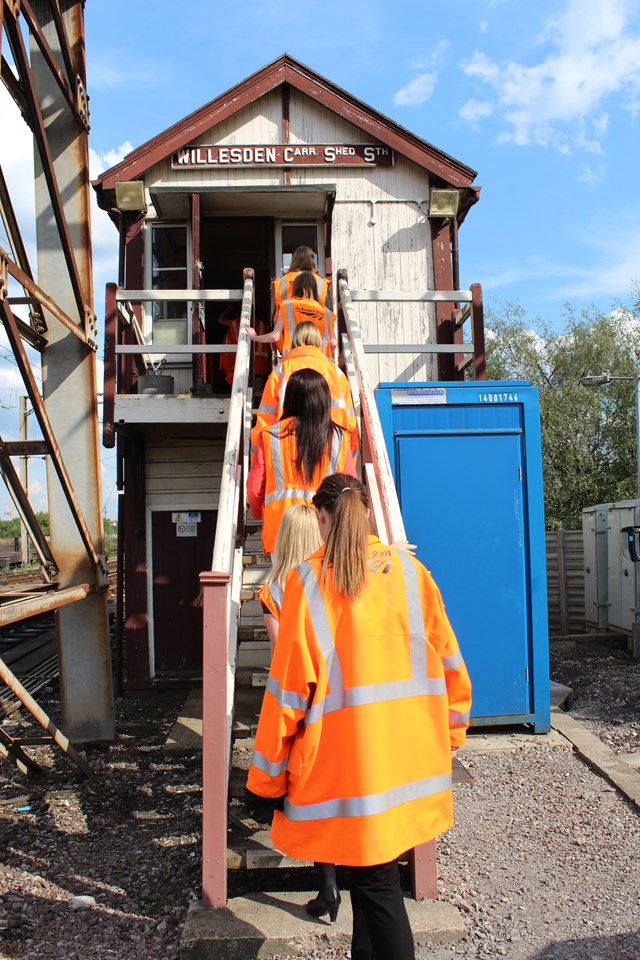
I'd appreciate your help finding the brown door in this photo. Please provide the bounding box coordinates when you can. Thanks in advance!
[151,510,216,673]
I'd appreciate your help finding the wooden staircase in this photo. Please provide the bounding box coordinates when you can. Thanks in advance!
[227,521,312,871]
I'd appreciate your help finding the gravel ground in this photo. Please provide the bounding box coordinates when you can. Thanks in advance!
[0,643,639,960]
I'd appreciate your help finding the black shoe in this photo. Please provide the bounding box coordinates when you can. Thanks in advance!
[308,862,341,922]
[305,889,341,922]
[306,892,329,917]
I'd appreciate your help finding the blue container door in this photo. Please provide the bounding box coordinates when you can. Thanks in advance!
[395,428,530,718]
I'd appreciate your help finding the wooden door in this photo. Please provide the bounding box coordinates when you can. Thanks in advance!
[151,510,216,674]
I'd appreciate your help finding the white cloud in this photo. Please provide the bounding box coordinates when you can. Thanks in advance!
[459,0,640,152]
[0,86,37,270]
[393,41,450,108]
[459,98,494,127]
[89,141,132,312]
[577,164,606,184]
[481,223,640,304]
[394,72,437,107]
[0,83,128,514]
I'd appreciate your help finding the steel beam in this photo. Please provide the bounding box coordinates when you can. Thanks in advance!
[0,582,94,627]
[30,0,114,743]
[19,0,80,122]
[0,298,100,570]
[4,8,90,326]
[0,437,57,573]
[2,247,92,346]
[1,54,31,122]
[48,0,78,90]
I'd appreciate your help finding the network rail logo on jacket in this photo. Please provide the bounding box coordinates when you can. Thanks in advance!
[367,548,392,574]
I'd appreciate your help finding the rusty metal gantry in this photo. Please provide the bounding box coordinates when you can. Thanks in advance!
[0,0,114,742]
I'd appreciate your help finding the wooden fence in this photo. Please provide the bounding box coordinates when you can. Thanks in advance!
[546,530,584,636]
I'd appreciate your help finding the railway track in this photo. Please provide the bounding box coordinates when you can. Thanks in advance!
[0,558,118,723]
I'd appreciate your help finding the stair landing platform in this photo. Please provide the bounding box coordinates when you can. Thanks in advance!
[180,892,466,959]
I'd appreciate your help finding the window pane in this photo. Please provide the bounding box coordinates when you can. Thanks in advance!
[281,224,317,272]
[151,226,188,344]
[152,226,187,270]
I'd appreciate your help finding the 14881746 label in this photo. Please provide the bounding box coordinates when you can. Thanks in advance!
[478,391,519,403]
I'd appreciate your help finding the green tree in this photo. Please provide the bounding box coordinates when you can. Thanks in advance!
[486,301,640,529]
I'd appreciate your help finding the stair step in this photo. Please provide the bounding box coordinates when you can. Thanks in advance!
[235,666,269,688]
[240,598,263,620]
[237,641,271,668]
[242,566,271,586]
[240,587,257,602]
[233,688,266,712]
[232,718,258,739]
[242,553,271,567]
[238,624,269,643]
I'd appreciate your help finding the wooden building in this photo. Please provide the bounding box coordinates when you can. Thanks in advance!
[94,54,482,690]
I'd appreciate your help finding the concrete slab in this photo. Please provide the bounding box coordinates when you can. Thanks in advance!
[166,690,202,751]
[180,893,466,959]
[623,750,640,769]
[461,727,567,753]
[551,708,640,810]
[550,680,573,709]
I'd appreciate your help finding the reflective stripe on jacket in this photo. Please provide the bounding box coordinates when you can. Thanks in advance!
[275,299,336,359]
[273,272,332,309]
[258,579,284,620]
[258,418,352,553]
[246,536,472,866]
[250,345,358,457]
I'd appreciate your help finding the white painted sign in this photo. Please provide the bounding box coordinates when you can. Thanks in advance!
[176,522,198,538]
[171,143,393,169]
[391,387,447,405]
[172,511,201,523]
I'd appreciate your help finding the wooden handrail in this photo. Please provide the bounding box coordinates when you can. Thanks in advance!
[115,289,243,302]
[337,277,406,545]
[200,268,254,910]
[211,270,254,574]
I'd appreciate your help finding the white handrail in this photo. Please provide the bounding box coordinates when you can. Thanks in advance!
[211,274,254,574]
[115,289,243,302]
[338,278,406,544]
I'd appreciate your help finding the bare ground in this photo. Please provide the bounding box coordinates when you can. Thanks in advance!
[0,641,639,960]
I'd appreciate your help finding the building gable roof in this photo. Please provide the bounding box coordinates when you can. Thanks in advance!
[94,54,477,201]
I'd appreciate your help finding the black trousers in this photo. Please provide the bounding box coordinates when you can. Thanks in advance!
[348,861,416,960]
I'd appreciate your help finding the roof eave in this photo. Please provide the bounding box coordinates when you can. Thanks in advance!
[93,54,477,203]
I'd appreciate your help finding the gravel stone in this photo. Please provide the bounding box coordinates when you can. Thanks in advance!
[1,645,639,958]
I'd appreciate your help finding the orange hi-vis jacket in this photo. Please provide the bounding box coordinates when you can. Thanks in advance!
[248,417,353,554]
[250,345,358,457]
[273,272,332,309]
[275,298,336,359]
[258,579,284,620]
[219,318,270,385]
[246,536,472,867]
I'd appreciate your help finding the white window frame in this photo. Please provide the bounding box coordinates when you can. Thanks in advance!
[144,220,193,354]
[274,219,325,278]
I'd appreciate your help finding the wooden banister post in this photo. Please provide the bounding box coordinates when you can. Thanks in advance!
[200,571,231,908]
[470,283,486,381]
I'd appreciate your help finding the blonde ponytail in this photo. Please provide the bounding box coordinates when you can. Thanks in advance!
[313,474,370,599]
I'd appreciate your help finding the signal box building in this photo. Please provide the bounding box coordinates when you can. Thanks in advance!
[94,54,482,689]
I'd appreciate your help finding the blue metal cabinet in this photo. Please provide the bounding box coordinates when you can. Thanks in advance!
[376,381,550,732]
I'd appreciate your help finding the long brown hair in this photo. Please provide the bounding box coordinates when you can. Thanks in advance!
[290,245,316,272]
[279,369,341,484]
[313,474,370,599]
[291,271,320,302]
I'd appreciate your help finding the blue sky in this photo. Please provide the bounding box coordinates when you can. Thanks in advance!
[84,0,640,320]
[1,0,640,519]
